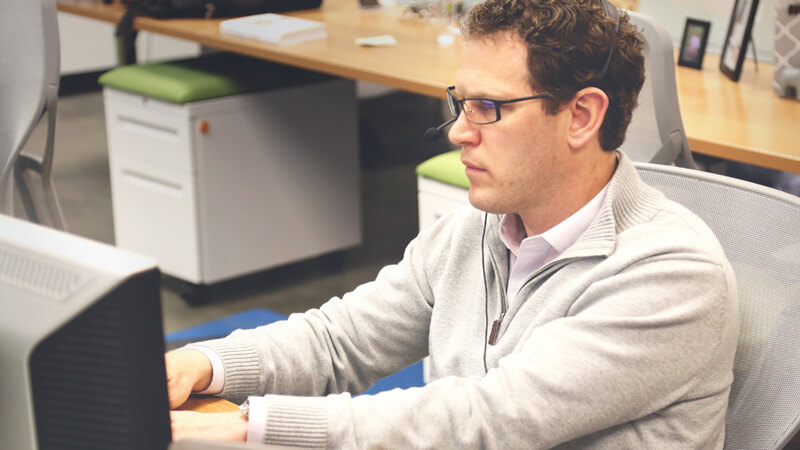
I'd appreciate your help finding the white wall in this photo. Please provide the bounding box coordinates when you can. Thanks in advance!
[638,0,777,61]
[58,12,200,75]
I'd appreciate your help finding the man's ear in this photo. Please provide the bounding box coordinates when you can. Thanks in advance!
[566,87,609,150]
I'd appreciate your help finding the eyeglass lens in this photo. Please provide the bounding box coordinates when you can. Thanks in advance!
[447,91,498,125]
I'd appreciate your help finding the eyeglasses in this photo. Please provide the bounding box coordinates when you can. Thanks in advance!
[446,86,551,125]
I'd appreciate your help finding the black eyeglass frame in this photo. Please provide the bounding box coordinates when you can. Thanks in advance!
[446,86,551,125]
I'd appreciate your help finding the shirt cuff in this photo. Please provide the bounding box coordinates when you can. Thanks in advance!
[246,396,268,444]
[184,344,225,395]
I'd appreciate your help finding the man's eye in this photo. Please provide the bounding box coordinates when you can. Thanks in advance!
[475,100,495,112]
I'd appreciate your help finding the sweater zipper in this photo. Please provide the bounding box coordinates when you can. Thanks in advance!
[487,246,508,346]
[487,257,580,345]
[488,288,507,345]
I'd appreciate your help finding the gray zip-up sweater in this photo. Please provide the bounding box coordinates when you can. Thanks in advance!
[197,154,739,449]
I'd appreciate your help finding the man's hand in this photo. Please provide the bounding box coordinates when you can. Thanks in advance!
[165,348,214,409]
[171,411,247,442]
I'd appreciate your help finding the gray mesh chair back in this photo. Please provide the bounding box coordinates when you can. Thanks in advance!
[0,0,65,229]
[622,12,695,168]
[636,162,800,450]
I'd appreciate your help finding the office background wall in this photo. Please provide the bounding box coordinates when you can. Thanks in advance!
[638,0,777,62]
[58,13,200,74]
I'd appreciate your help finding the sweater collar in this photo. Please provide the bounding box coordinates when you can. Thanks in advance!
[486,151,664,261]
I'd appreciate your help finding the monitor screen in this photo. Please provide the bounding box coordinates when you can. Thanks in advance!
[0,214,172,449]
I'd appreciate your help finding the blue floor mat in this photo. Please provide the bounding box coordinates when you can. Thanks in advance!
[165,308,287,345]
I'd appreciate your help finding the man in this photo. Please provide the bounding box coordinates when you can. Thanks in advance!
[168,0,739,447]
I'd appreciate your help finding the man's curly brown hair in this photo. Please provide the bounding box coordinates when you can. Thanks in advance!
[461,0,645,151]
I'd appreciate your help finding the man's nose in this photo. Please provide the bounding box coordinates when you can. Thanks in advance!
[448,112,479,148]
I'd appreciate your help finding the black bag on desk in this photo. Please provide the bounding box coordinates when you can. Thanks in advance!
[114,0,324,42]
[119,0,322,19]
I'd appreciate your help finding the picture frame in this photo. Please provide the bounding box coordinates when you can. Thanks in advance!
[678,18,711,70]
[719,0,760,82]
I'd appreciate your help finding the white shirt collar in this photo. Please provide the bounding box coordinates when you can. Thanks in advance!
[499,182,610,260]
[498,182,610,306]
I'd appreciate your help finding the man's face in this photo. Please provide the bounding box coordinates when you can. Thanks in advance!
[448,32,572,220]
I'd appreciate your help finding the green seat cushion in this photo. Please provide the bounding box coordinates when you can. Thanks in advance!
[415,149,469,189]
[99,53,328,104]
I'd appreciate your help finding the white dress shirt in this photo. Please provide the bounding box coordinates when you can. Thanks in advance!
[499,183,609,307]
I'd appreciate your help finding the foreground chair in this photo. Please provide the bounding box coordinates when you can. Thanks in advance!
[636,162,800,450]
[0,0,65,228]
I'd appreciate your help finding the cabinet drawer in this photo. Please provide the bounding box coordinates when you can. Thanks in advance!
[103,89,195,172]
[109,156,201,282]
[418,190,470,230]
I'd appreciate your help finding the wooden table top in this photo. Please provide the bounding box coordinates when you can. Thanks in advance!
[57,0,800,173]
[176,396,238,413]
[676,54,800,173]
[57,0,458,97]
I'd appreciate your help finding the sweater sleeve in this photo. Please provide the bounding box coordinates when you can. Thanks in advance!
[193,227,437,402]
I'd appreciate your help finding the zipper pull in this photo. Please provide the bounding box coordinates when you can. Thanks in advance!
[488,318,503,345]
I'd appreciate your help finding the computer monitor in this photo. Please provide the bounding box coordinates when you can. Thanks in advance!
[0,214,172,449]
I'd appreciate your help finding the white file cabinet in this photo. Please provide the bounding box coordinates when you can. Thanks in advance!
[416,150,470,230]
[417,176,470,230]
[103,78,361,296]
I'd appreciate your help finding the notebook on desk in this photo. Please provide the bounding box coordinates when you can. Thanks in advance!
[219,13,328,46]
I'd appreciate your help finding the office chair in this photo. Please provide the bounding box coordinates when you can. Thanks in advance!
[636,162,800,450]
[623,11,695,168]
[0,0,66,229]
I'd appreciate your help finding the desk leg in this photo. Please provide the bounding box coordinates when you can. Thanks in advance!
[116,29,138,65]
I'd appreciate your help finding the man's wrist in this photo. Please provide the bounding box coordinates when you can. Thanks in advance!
[184,345,224,394]
[239,398,250,418]
[183,348,212,391]
[219,411,248,442]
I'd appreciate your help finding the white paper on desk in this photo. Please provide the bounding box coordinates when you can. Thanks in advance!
[219,13,327,46]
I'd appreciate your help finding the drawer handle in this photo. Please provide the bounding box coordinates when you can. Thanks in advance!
[121,169,183,197]
[118,115,179,141]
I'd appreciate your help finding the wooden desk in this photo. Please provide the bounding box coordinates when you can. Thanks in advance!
[56,0,458,97]
[57,0,800,174]
[676,54,800,173]
[177,396,238,413]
